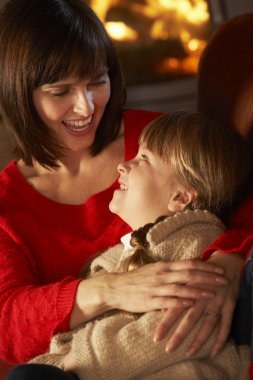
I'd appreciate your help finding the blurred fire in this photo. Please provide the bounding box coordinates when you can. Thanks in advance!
[106,22,138,41]
[89,0,211,81]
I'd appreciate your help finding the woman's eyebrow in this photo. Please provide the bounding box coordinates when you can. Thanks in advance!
[94,67,109,77]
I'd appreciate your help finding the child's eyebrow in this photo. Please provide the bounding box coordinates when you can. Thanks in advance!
[138,148,152,160]
[140,152,149,158]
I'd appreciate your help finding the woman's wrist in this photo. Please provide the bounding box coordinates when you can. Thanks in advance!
[69,273,117,329]
[208,250,243,280]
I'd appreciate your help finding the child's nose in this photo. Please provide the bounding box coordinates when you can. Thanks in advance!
[117,162,130,174]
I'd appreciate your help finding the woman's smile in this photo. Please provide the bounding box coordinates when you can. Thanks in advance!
[62,117,93,136]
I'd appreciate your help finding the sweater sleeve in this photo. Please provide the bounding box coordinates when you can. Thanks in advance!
[0,227,80,364]
[57,311,241,380]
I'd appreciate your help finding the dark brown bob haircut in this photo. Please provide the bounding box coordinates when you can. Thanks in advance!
[0,0,126,168]
[198,13,253,138]
[139,111,252,222]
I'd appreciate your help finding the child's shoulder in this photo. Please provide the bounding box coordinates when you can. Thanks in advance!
[89,243,124,276]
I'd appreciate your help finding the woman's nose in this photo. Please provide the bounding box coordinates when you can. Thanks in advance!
[73,91,94,116]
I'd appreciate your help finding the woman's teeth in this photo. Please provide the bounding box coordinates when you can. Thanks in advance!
[63,119,91,131]
[64,120,89,127]
[120,184,128,190]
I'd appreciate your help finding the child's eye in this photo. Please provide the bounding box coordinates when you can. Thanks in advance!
[139,153,150,162]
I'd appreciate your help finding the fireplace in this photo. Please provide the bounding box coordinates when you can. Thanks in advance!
[85,0,251,112]
[88,0,213,85]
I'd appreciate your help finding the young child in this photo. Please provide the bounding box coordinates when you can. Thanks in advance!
[30,112,251,380]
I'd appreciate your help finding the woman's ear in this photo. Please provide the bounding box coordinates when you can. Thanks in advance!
[168,188,197,213]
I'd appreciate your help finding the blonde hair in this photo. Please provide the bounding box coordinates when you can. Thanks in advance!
[81,111,252,275]
[140,111,251,219]
[124,111,252,272]
[120,216,167,272]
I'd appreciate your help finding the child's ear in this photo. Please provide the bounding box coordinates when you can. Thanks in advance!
[168,188,197,213]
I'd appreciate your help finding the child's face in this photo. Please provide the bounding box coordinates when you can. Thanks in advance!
[109,145,186,230]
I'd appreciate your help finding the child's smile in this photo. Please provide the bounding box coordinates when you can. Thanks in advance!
[109,145,191,230]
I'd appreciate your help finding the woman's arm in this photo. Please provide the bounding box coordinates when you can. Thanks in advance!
[70,259,227,329]
[0,228,80,364]
[0,227,225,364]
[153,251,243,356]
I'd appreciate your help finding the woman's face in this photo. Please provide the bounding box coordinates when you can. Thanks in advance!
[109,145,187,230]
[32,69,110,153]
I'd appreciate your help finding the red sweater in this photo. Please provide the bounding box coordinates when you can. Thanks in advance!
[203,196,253,260]
[0,109,161,364]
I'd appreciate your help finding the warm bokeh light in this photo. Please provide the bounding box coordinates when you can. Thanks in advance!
[188,39,201,52]
[156,55,200,76]
[105,22,138,41]
[89,0,211,80]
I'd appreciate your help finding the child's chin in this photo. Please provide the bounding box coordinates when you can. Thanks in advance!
[108,200,118,215]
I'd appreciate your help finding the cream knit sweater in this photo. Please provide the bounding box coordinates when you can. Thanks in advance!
[30,210,250,379]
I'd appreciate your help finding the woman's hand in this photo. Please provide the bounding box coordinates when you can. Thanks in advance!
[109,259,227,313]
[70,259,227,329]
[153,251,243,356]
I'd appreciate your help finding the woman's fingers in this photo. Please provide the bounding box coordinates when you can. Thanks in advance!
[109,259,228,314]
[159,279,237,356]
[129,259,227,289]
[152,253,241,355]
[185,303,221,356]
[151,268,227,288]
[163,301,205,352]
[153,283,215,300]
[154,259,224,275]
[150,297,194,310]
[154,307,184,342]
[210,293,235,356]
[148,260,228,289]
[185,290,235,356]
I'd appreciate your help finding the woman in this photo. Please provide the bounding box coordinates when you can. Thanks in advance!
[0,0,243,379]
[197,12,253,379]
[197,13,253,291]
[198,13,253,140]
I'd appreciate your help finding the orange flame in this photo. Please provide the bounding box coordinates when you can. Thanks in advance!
[89,0,210,76]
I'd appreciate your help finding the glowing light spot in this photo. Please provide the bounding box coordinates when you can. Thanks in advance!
[105,22,138,41]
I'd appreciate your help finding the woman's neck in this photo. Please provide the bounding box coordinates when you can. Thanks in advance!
[16,123,125,205]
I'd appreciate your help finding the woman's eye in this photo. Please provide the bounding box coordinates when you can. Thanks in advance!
[51,90,69,97]
[90,79,106,87]
[90,73,109,87]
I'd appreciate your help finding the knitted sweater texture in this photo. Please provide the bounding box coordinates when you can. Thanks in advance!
[0,109,161,364]
[31,210,250,379]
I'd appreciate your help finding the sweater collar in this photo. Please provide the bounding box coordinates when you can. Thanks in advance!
[120,232,132,251]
